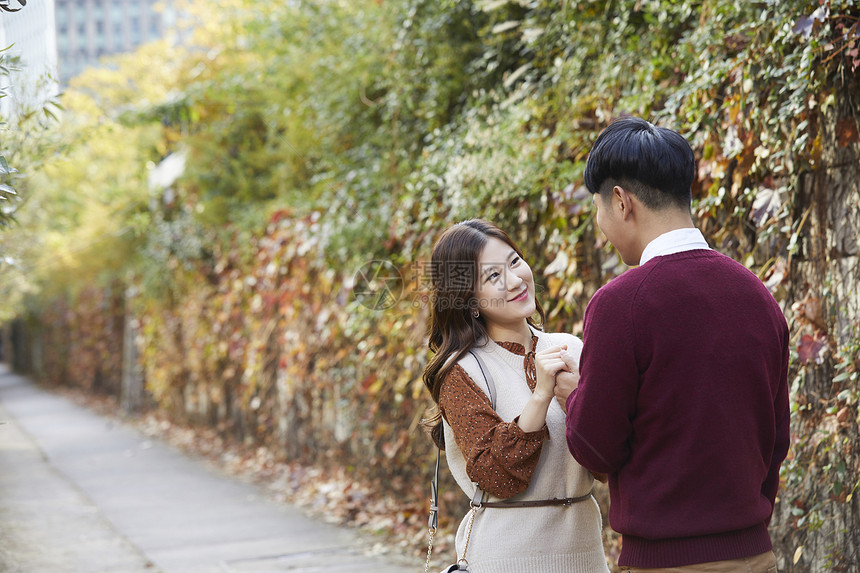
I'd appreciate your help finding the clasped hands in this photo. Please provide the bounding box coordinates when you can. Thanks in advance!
[534,345,608,484]
[533,345,580,413]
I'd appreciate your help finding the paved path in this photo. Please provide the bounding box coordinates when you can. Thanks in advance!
[0,366,411,573]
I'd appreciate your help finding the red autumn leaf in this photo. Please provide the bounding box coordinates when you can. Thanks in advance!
[797,333,828,364]
[836,118,859,148]
[360,372,376,392]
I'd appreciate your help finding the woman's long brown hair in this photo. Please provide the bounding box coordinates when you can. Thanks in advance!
[422,219,545,448]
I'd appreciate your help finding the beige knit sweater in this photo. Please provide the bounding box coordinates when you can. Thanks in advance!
[442,328,609,572]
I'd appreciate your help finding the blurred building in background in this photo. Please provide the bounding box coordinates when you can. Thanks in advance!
[1,0,176,115]
[55,0,176,84]
[0,0,59,116]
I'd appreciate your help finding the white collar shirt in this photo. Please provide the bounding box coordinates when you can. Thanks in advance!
[639,228,711,266]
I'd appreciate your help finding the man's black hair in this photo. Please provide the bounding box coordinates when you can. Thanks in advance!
[583,116,695,210]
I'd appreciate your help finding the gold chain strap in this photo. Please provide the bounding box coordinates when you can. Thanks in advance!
[425,505,479,572]
[424,526,436,573]
[457,505,479,569]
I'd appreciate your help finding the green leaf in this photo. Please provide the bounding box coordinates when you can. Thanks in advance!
[834,371,853,382]
[0,155,17,175]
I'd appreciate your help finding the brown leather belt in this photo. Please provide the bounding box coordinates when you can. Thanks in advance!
[477,488,593,508]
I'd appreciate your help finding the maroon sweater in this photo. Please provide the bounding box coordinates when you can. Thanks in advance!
[565,250,789,568]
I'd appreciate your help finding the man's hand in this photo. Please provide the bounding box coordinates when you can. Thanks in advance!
[553,350,580,412]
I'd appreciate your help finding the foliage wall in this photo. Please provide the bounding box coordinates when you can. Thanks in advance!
[3,0,859,570]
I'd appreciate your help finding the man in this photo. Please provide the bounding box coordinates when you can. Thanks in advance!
[555,117,789,573]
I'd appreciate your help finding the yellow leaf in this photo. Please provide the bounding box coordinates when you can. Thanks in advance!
[367,378,384,395]
[793,546,803,565]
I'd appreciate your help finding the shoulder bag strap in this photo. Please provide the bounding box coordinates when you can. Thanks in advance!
[425,349,498,571]
[467,350,496,409]
[466,350,498,509]
[429,448,440,529]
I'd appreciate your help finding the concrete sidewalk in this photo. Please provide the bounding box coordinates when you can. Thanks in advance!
[0,366,412,573]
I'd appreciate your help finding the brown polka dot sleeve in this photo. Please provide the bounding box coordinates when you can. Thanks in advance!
[438,341,549,499]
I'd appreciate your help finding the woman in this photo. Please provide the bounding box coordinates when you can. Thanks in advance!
[423,219,608,572]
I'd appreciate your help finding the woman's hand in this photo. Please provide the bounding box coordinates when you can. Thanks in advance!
[533,345,569,402]
[518,345,571,433]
